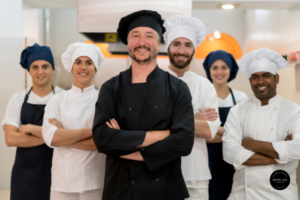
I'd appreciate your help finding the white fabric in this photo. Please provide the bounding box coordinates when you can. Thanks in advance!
[186,184,209,200]
[42,84,106,193]
[166,67,221,186]
[50,188,103,200]
[61,42,105,74]
[218,90,248,107]
[223,94,300,200]
[2,86,65,130]
[163,15,206,48]
[239,48,287,77]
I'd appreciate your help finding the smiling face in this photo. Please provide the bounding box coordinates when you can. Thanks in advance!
[249,71,279,100]
[168,37,195,69]
[71,56,96,88]
[210,59,230,85]
[127,27,161,65]
[29,60,55,87]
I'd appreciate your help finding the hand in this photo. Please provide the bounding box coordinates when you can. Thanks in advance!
[242,137,256,151]
[195,108,218,121]
[285,134,293,141]
[19,124,31,135]
[106,118,120,130]
[49,118,64,129]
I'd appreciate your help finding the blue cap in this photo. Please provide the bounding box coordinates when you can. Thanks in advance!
[203,50,238,82]
[20,43,55,71]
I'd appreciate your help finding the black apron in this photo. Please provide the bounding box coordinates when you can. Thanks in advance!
[207,88,236,200]
[10,87,54,200]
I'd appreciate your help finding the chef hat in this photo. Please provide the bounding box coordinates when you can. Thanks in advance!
[240,48,287,77]
[163,15,206,49]
[117,10,166,45]
[61,42,105,74]
[20,43,55,71]
[203,50,239,83]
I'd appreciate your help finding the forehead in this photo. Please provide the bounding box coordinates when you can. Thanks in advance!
[30,60,51,66]
[251,71,273,76]
[75,56,92,61]
[171,37,193,44]
[129,27,158,35]
[211,59,227,66]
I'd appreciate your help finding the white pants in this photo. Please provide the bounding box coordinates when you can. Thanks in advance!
[50,189,103,200]
[186,187,209,200]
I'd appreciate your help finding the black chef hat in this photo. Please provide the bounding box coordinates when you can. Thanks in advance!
[117,10,166,45]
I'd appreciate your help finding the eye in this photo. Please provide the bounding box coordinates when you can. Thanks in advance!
[42,65,49,69]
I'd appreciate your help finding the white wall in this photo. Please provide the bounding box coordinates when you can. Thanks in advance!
[0,0,23,189]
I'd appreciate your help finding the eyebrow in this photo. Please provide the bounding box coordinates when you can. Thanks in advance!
[75,59,92,62]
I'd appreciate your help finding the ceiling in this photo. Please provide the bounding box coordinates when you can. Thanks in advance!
[23,0,300,10]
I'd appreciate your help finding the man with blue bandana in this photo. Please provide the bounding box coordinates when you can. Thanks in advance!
[2,43,64,200]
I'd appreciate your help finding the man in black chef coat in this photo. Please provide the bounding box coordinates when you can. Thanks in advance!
[93,10,194,200]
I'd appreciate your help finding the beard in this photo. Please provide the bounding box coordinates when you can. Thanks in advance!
[129,45,158,64]
[168,51,194,69]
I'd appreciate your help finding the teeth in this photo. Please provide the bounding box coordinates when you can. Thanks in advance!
[79,73,88,76]
[138,49,147,52]
[258,87,266,89]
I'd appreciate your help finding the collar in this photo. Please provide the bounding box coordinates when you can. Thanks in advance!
[127,65,160,85]
[166,66,191,78]
[71,84,95,94]
[253,93,280,106]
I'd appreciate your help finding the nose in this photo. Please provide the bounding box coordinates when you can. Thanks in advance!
[80,63,87,70]
[258,76,264,85]
[178,45,185,54]
[138,36,146,46]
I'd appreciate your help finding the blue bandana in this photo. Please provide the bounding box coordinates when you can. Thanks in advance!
[20,43,55,71]
[203,50,239,83]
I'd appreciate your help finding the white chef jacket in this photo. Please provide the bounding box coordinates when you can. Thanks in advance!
[223,94,300,200]
[218,90,248,107]
[2,86,65,130]
[42,84,106,193]
[166,67,221,188]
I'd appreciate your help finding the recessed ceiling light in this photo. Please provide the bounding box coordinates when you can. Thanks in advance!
[222,4,234,9]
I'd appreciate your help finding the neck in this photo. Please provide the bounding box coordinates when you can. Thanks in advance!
[73,82,93,91]
[131,59,157,83]
[213,82,230,98]
[32,82,53,98]
[258,92,277,106]
[169,64,190,77]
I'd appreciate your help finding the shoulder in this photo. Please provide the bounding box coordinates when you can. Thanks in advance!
[9,89,28,105]
[280,97,300,112]
[232,89,248,103]
[102,69,129,90]
[54,86,66,94]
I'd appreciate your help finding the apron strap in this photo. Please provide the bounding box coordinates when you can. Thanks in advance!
[25,86,55,103]
[229,88,236,105]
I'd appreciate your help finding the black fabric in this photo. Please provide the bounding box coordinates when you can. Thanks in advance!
[10,87,54,200]
[117,10,166,45]
[93,66,194,200]
[207,88,236,200]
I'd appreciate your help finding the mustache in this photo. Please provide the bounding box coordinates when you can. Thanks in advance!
[173,53,189,58]
[134,46,151,52]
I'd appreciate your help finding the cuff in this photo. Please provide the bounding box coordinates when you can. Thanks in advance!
[206,120,221,140]
[233,149,255,170]
[272,141,289,164]
[42,125,58,148]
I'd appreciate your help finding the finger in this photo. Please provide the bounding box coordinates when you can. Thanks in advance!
[112,118,119,126]
[110,119,117,128]
[106,121,113,128]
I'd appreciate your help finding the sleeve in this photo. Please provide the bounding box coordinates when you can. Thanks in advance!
[201,80,221,140]
[140,82,194,173]
[42,95,60,148]
[2,94,22,130]
[222,106,255,170]
[92,82,146,156]
[272,107,300,164]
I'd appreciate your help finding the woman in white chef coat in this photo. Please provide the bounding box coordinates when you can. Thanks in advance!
[203,50,247,200]
[42,42,106,200]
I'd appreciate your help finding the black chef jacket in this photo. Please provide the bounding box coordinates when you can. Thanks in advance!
[93,66,194,200]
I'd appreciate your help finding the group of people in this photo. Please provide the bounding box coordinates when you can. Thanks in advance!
[2,9,300,200]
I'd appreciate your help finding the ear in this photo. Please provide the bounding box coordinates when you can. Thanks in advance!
[158,42,161,51]
[275,74,279,84]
